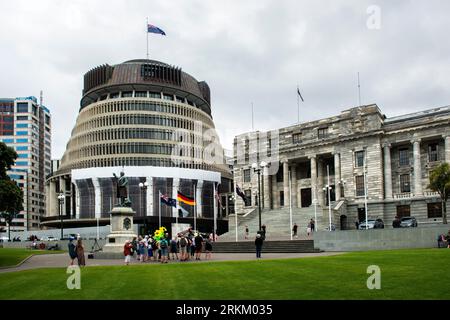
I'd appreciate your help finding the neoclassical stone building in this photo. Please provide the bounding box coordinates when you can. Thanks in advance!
[43,59,232,234]
[233,104,450,229]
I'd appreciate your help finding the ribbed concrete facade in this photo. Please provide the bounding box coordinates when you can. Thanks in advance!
[44,59,232,234]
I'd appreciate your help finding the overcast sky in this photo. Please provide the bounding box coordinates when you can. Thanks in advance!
[1,0,449,158]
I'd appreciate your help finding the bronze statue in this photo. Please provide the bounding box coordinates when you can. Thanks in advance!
[113,171,131,207]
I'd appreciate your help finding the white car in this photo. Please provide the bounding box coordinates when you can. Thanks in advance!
[0,236,10,242]
[43,236,58,241]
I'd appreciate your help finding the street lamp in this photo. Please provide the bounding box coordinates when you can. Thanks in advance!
[252,161,268,232]
[57,192,65,240]
[229,194,237,242]
[322,165,333,232]
[138,181,149,234]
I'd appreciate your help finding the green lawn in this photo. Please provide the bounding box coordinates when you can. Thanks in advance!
[0,249,449,300]
[0,248,63,268]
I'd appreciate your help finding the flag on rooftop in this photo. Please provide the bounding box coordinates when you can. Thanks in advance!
[297,86,304,102]
[147,24,166,35]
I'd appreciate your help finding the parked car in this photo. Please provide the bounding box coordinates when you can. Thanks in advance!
[400,217,418,228]
[0,236,10,242]
[359,219,384,229]
[43,236,58,241]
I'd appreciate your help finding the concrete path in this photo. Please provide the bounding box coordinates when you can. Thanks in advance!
[0,252,345,274]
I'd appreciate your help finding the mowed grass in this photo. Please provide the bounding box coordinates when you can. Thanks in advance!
[0,249,449,300]
[0,248,63,267]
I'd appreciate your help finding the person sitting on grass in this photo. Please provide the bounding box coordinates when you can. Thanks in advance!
[124,240,133,265]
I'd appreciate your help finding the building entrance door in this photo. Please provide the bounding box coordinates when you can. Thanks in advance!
[301,188,312,207]
[357,208,366,222]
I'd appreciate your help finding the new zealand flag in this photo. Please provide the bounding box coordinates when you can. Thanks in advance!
[160,194,177,207]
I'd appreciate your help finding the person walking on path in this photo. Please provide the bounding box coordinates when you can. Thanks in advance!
[76,237,86,266]
[190,237,196,259]
[179,235,188,261]
[261,224,267,240]
[159,237,169,263]
[244,225,249,240]
[307,222,312,236]
[124,240,133,265]
[131,237,138,260]
[355,218,360,230]
[255,234,263,259]
[292,223,298,238]
[68,237,77,266]
[310,219,315,232]
[195,233,203,260]
[204,238,213,260]
[170,237,179,261]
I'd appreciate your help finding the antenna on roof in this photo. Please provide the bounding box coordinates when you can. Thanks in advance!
[357,72,362,107]
[251,102,254,131]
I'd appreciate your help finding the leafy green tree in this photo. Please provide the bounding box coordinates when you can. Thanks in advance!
[428,162,450,224]
[0,142,24,240]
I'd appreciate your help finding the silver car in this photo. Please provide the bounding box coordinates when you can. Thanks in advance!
[400,217,418,228]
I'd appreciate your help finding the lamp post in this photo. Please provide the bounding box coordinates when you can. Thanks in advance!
[323,165,333,232]
[229,194,237,242]
[139,181,149,234]
[252,161,268,232]
[57,192,65,240]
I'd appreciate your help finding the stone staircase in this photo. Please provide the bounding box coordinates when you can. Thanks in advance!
[212,239,319,253]
[220,206,329,241]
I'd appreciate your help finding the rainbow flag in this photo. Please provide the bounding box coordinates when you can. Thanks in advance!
[177,191,196,206]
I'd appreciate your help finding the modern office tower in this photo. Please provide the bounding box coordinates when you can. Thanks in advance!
[0,96,51,232]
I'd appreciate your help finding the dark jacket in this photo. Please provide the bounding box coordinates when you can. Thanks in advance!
[255,237,263,248]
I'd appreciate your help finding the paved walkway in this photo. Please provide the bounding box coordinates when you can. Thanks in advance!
[0,252,345,274]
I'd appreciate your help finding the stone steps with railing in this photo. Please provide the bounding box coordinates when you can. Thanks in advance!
[220,206,327,241]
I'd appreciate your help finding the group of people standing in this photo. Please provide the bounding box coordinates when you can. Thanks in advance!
[68,236,86,266]
[123,231,214,265]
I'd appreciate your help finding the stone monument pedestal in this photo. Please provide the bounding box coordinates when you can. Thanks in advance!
[94,207,137,259]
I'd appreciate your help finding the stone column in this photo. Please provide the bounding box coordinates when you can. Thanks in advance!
[445,135,450,164]
[412,139,423,196]
[74,182,80,219]
[291,164,298,208]
[383,143,393,199]
[172,178,180,218]
[263,166,271,209]
[317,158,324,206]
[146,177,153,216]
[92,178,101,219]
[59,177,66,215]
[196,180,203,218]
[271,175,279,209]
[283,160,289,207]
[310,156,317,207]
[49,179,57,217]
[334,153,341,201]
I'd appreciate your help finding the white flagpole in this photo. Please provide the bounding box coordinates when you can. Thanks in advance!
[314,188,318,233]
[146,18,149,60]
[234,184,238,242]
[194,183,197,231]
[289,170,293,241]
[297,84,300,124]
[364,150,368,229]
[158,190,161,228]
[327,165,332,232]
[213,183,217,240]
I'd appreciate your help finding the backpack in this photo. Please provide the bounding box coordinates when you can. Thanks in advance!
[160,239,168,249]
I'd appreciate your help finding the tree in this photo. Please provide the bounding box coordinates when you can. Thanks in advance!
[428,162,450,224]
[0,142,24,240]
